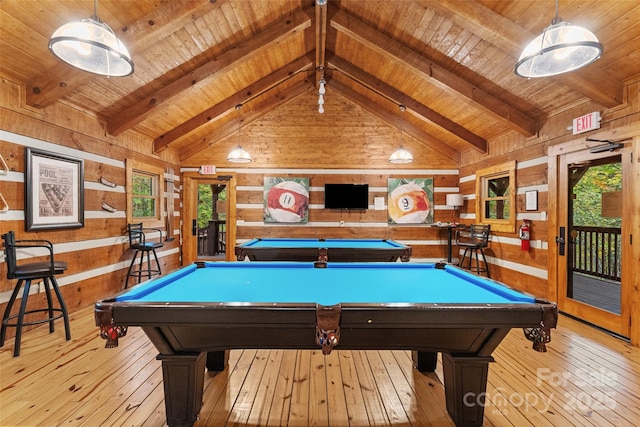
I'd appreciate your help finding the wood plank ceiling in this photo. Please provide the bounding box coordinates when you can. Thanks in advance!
[1,0,639,162]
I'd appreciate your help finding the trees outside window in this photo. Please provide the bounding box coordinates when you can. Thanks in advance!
[475,161,516,233]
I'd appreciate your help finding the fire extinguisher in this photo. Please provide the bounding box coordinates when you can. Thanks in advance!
[519,220,531,251]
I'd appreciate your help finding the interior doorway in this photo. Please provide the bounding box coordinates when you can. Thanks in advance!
[182,173,236,264]
[195,183,227,259]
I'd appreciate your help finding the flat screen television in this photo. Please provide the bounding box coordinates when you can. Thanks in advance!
[324,184,369,209]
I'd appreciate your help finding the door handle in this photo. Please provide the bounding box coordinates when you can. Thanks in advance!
[556,227,566,256]
[192,219,197,236]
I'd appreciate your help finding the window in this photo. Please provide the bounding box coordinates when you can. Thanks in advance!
[126,159,164,227]
[132,171,158,218]
[475,161,516,233]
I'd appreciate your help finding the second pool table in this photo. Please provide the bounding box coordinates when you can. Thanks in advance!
[96,261,557,427]
[235,237,412,262]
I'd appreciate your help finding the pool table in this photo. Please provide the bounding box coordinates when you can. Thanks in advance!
[95,261,557,427]
[235,237,412,262]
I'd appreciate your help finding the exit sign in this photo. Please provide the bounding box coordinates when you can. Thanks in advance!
[199,165,216,175]
[572,111,601,135]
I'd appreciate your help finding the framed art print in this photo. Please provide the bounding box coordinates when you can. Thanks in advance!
[525,190,538,211]
[25,147,84,231]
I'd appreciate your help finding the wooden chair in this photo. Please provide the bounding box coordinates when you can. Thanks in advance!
[1,231,71,357]
[125,223,164,289]
[455,224,491,277]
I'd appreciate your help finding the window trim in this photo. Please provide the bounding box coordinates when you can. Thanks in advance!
[475,160,517,233]
[126,159,164,228]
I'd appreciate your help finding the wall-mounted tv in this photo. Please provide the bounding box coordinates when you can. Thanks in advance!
[324,184,369,209]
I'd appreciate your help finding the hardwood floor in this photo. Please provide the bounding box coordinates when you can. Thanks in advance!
[1,306,639,427]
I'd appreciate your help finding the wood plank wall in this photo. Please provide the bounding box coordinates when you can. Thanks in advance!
[0,78,181,339]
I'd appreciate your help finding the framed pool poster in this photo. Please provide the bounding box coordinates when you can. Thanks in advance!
[388,177,434,224]
[25,147,84,231]
[263,177,310,223]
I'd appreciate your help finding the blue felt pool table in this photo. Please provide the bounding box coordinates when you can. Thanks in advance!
[235,237,412,262]
[95,261,557,427]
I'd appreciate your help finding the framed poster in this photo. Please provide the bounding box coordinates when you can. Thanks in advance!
[25,148,84,231]
[525,190,538,211]
[388,177,434,224]
[263,177,310,223]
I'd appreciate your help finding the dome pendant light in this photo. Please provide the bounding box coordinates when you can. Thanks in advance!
[514,0,602,78]
[389,105,413,164]
[227,104,252,163]
[49,0,134,77]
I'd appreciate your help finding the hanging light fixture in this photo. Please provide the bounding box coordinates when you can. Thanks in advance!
[389,105,413,164]
[49,0,134,77]
[318,67,326,114]
[514,0,602,78]
[227,104,252,163]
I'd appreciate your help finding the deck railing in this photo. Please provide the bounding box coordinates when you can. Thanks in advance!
[572,226,621,281]
[197,220,226,256]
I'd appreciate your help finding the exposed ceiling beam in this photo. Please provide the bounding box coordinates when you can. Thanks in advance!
[328,55,487,153]
[328,79,460,162]
[26,0,217,109]
[179,79,311,162]
[106,8,312,136]
[330,9,538,137]
[154,54,314,152]
[427,0,623,107]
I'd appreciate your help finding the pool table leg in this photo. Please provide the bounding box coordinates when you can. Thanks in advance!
[442,353,493,427]
[206,350,229,371]
[412,350,438,372]
[157,352,206,427]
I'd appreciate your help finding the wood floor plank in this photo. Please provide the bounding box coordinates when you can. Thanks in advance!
[266,350,298,426]
[337,350,371,425]
[350,350,391,426]
[288,349,311,426]
[365,350,411,424]
[245,349,285,425]
[197,349,258,427]
[226,349,272,425]
[323,350,349,426]
[390,351,455,426]
[2,306,640,427]
[377,350,434,426]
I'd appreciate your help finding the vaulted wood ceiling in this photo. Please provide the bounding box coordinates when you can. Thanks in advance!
[1,0,639,162]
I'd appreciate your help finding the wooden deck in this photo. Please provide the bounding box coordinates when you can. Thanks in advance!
[572,273,621,315]
[1,306,639,427]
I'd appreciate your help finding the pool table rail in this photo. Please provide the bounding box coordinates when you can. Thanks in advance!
[234,237,412,262]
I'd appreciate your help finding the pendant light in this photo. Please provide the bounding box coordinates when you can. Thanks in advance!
[389,105,413,164]
[227,104,252,163]
[514,0,602,78]
[49,0,134,77]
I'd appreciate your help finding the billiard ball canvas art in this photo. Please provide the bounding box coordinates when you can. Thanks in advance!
[388,177,433,224]
[263,177,310,223]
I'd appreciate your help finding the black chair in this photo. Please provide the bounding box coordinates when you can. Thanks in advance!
[455,224,491,277]
[1,231,71,357]
[125,223,164,288]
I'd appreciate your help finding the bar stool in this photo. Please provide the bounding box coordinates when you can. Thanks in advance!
[455,224,491,277]
[1,231,71,357]
[125,223,164,288]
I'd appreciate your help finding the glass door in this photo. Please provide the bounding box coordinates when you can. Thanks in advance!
[557,149,629,336]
